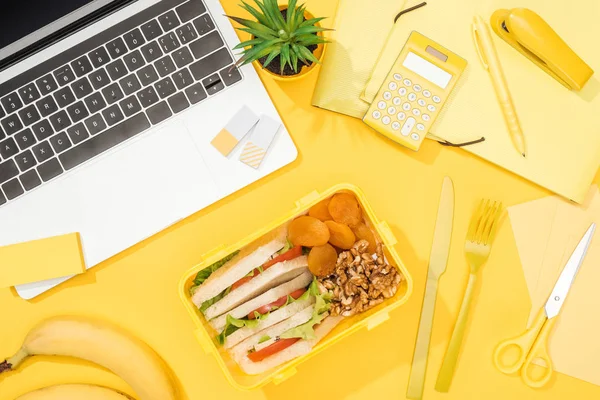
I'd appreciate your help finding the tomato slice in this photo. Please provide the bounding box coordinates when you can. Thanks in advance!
[248,289,306,319]
[230,246,303,291]
[248,338,300,362]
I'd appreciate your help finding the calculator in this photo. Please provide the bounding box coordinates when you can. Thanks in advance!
[363,31,467,151]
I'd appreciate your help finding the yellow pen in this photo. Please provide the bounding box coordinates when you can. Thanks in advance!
[472,15,526,158]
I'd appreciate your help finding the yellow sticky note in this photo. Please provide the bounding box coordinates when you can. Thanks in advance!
[0,233,86,288]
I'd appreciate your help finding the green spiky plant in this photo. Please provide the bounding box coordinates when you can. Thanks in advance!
[226,0,329,76]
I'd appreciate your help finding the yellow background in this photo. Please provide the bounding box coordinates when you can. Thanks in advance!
[1,0,599,398]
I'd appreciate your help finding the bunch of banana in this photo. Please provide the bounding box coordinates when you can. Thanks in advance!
[17,384,133,400]
[1,316,178,400]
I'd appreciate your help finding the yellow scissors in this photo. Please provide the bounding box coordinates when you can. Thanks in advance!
[493,223,596,388]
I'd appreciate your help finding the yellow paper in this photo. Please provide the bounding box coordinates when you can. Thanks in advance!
[365,0,600,203]
[311,0,406,118]
[0,233,86,288]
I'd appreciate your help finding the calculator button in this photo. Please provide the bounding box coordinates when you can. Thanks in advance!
[402,103,411,111]
[403,79,412,87]
[416,123,425,131]
[423,90,431,97]
[417,99,426,107]
[413,84,422,92]
[408,93,417,101]
[399,87,407,96]
[388,82,398,91]
[392,121,400,130]
[397,112,406,120]
[433,95,441,103]
[383,91,392,100]
[372,110,381,119]
[392,97,401,105]
[422,114,431,122]
[412,108,421,116]
[401,117,415,136]
[393,73,402,81]
[427,104,436,112]
[382,116,391,125]
[387,106,396,115]
[411,133,420,141]
[377,101,386,110]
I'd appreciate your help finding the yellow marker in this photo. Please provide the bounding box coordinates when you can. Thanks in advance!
[472,15,526,157]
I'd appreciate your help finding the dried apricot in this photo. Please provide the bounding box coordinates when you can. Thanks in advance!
[308,199,332,221]
[352,223,378,253]
[328,193,362,227]
[288,216,330,247]
[308,244,338,277]
[325,220,356,249]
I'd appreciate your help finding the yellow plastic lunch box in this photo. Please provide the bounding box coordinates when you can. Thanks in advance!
[179,184,413,390]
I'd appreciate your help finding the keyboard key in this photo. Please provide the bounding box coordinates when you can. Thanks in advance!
[15,128,36,150]
[20,169,41,191]
[185,82,207,104]
[37,158,63,181]
[154,56,176,77]
[137,86,160,107]
[0,137,19,159]
[189,31,223,59]
[0,189,5,205]
[66,101,89,123]
[141,41,163,63]
[60,113,150,170]
[0,107,4,120]
[172,68,194,89]
[102,83,125,105]
[36,95,59,117]
[89,47,110,68]
[176,0,206,23]
[53,65,76,86]
[84,113,107,135]
[172,47,194,68]
[220,65,242,86]
[49,110,71,132]
[18,104,41,126]
[50,132,72,153]
[36,74,58,96]
[1,92,23,113]
[158,32,181,53]
[106,59,128,80]
[193,14,215,36]
[168,92,189,114]
[146,101,172,124]
[71,56,93,77]
[15,149,37,172]
[67,122,90,145]
[124,28,146,50]
[71,77,94,99]
[124,50,145,72]
[0,126,4,141]
[154,77,176,98]
[1,114,23,135]
[89,68,111,90]
[136,65,158,86]
[120,73,142,95]
[158,10,180,32]
[19,83,41,105]
[189,48,232,80]
[84,92,107,114]
[54,86,76,108]
[102,104,124,126]
[176,23,198,45]
[141,19,163,41]
[119,95,142,117]
[202,73,224,95]
[0,159,19,184]
[32,141,54,163]
[2,179,23,200]
[106,37,128,59]
[31,119,54,140]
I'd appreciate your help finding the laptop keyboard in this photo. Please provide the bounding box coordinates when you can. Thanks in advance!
[0,0,243,207]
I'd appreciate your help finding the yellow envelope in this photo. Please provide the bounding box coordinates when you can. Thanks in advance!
[0,233,86,289]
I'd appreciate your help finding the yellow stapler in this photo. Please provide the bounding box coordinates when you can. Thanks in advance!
[490,8,594,91]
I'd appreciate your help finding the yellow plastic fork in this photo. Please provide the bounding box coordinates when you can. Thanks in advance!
[435,199,503,392]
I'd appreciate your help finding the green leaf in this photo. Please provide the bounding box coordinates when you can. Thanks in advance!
[226,15,277,36]
[237,27,277,41]
[280,278,332,340]
[280,43,291,74]
[237,39,283,66]
[295,36,327,47]
[232,38,264,50]
[290,49,298,73]
[193,251,239,286]
[199,285,231,313]
[261,47,281,69]
[216,314,261,345]
[258,335,271,344]
[239,0,271,27]
[263,0,286,31]
[298,45,320,64]
[253,0,276,27]
[292,44,308,65]
[299,17,327,28]
[295,4,305,28]
[293,25,331,36]
[286,0,298,31]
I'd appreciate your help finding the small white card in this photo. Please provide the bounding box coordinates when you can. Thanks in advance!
[239,115,281,169]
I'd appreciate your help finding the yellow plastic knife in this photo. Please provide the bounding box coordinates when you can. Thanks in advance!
[407,177,454,400]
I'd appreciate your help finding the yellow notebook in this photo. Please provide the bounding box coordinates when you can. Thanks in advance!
[364,0,600,203]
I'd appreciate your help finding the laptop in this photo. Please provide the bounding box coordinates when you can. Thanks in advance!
[0,0,298,299]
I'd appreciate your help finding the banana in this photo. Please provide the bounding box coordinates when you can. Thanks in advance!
[1,316,177,400]
[16,384,133,400]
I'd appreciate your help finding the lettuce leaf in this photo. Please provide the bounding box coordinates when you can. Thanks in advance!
[199,286,231,313]
[216,314,261,345]
[258,335,271,344]
[190,251,240,295]
[280,278,332,340]
[279,239,294,254]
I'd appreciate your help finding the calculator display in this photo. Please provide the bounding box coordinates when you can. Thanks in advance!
[402,52,452,89]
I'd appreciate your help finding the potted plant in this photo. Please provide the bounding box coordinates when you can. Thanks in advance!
[226,0,329,81]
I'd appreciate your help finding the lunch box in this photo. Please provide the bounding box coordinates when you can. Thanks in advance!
[179,183,413,390]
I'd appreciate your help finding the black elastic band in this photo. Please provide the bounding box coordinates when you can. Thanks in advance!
[438,137,486,147]
[394,2,428,23]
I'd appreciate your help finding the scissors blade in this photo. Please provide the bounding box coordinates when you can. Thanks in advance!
[545,223,596,319]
